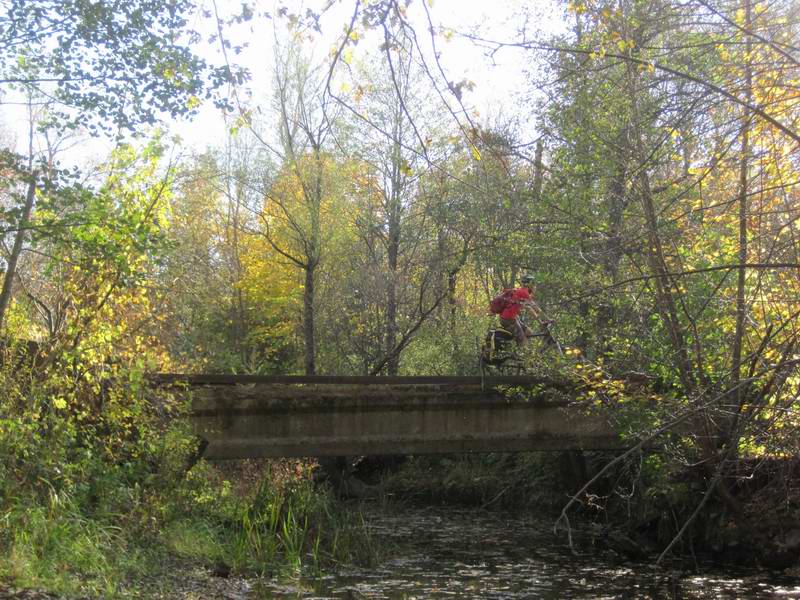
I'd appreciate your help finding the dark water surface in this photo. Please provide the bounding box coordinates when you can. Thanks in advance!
[254,505,800,599]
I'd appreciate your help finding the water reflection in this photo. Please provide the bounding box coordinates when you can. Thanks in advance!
[254,506,800,599]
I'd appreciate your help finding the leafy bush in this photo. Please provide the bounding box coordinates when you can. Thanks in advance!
[0,354,373,596]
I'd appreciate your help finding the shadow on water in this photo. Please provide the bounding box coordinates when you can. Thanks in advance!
[252,505,800,599]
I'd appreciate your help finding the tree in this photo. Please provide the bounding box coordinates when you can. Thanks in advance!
[334,32,446,374]
[0,0,237,134]
[241,41,347,375]
[0,0,238,336]
[524,0,800,556]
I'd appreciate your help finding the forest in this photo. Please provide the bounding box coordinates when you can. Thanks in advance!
[1,0,800,597]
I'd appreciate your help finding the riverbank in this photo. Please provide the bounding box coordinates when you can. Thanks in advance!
[0,458,376,599]
[5,447,800,599]
[5,496,800,599]
[372,452,591,510]
[0,560,253,600]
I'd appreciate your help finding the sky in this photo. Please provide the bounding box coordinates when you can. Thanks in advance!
[172,0,567,151]
[0,0,569,167]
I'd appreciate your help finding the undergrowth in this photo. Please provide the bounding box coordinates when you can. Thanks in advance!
[379,452,575,511]
[0,353,374,598]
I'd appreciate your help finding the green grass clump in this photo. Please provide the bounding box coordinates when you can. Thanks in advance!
[164,463,377,577]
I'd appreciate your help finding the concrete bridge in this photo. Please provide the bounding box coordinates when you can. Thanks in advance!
[152,375,624,460]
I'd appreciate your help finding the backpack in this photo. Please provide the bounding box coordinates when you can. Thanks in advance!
[489,289,515,314]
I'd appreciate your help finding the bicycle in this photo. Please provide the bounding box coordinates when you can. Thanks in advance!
[478,319,563,379]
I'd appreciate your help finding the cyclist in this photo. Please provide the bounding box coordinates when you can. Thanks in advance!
[491,273,546,347]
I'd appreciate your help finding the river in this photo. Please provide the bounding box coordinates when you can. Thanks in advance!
[253,504,800,599]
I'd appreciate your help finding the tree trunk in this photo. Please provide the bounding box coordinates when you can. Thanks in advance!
[303,146,323,376]
[731,0,752,411]
[532,139,544,201]
[386,206,400,376]
[303,265,316,375]
[0,176,36,332]
[724,0,754,461]
[230,176,249,367]
[385,118,403,376]
[626,57,695,395]
[597,126,630,356]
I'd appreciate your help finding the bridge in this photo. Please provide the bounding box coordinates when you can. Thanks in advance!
[151,374,624,459]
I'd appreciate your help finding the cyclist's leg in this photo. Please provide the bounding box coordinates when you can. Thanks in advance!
[520,320,534,339]
[505,317,529,346]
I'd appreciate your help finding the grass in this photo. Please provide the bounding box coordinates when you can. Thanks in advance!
[0,460,377,598]
[2,495,150,597]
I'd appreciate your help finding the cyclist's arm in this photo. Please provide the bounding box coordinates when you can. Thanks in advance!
[521,299,544,320]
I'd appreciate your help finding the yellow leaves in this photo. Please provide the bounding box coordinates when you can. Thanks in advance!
[228,112,250,137]
[638,60,656,74]
[248,153,359,332]
[53,397,67,410]
[342,47,354,65]
[567,1,587,15]
[589,46,607,60]
[470,144,482,161]
[762,348,780,362]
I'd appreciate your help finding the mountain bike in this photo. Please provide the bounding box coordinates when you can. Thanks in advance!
[478,319,563,378]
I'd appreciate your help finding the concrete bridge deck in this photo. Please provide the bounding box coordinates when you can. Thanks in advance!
[152,375,623,459]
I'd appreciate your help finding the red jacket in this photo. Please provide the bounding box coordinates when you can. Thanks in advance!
[499,287,531,320]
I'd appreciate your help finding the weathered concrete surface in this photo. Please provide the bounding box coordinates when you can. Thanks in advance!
[158,376,624,459]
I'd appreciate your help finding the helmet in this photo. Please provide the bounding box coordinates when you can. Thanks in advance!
[520,273,534,286]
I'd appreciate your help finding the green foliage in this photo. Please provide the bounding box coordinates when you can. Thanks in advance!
[0,358,373,595]
[397,314,490,375]
[0,0,239,134]
[0,352,191,595]
[2,0,800,577]
[0,136,371,595]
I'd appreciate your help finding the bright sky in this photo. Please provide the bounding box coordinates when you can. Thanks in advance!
[174,0,567,151]
[0,0,569,166]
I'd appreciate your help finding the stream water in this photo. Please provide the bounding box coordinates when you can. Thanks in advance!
[254,505,800,599]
